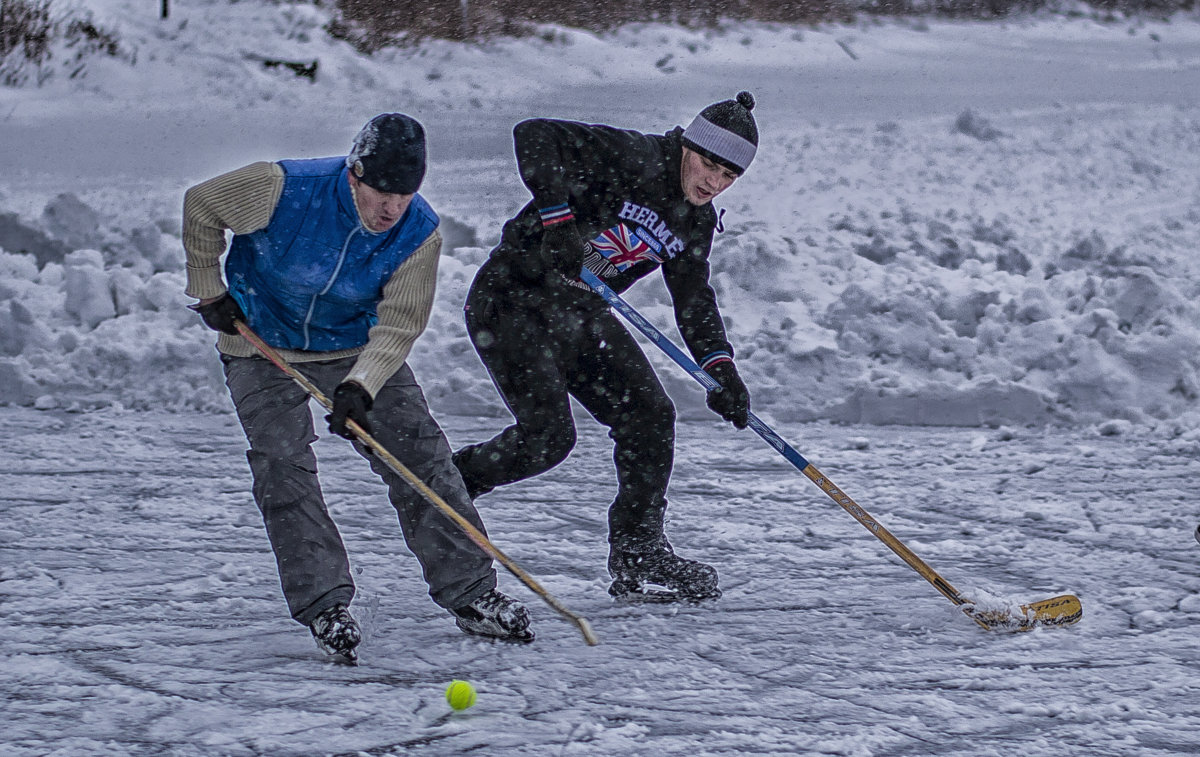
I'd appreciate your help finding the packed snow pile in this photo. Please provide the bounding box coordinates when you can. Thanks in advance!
[695,102,1200,428]
[2,0,1199,430]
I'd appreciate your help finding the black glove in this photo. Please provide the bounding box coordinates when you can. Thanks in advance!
[540,218,589,278]
[326,382,373,440]
[705,361,750,429]
[189,293,244,335]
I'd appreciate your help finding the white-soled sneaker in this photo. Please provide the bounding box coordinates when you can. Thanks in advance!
[608,535,721,603]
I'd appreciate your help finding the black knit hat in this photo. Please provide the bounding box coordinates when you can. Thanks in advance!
[346,113,426,194]
[681,91,758,175]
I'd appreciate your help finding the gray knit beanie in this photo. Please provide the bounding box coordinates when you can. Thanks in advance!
[681,91,758,175]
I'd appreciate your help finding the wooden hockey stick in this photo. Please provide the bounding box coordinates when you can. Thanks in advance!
[235,321,599,646]
[579,269,1081,632]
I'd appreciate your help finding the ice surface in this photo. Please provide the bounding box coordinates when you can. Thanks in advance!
[3,409,1199,756]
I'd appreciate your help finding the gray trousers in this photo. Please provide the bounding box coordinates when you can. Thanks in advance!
[222,354,497,626]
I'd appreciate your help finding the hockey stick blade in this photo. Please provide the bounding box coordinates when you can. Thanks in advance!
[578,270,1084,634]
[961,593,1083,632]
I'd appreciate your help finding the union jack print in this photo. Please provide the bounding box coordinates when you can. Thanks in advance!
[589,224,663,271]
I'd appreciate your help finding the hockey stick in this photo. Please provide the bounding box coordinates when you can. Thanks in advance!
[234,321,599,646]
[579,269,1081,632]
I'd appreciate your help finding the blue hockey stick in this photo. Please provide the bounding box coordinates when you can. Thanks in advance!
[578,269,808,471]
[579,268,1081,630]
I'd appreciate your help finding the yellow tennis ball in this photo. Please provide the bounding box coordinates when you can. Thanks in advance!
[445,679,477,711]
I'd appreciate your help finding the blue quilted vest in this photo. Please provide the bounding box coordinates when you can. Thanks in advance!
[225,157,439,351]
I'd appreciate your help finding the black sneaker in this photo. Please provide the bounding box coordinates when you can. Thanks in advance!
[309,604,361,663]
[608,535,721,603]
[450,589,535,643]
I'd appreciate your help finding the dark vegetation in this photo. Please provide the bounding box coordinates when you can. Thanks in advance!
[328,0,1196,50]
[1,0,126,85]
[0,0,1193,85]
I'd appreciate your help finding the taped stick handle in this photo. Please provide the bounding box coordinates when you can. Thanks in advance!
[234,321,598,646]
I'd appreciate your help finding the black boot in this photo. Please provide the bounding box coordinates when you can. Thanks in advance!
[450,589,535,643]
[309,604,361,663]
[608,535,721,603]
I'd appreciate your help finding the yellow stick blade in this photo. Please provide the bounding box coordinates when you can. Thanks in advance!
[963,594,1083,632]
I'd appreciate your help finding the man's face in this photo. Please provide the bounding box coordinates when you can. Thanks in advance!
[349,173,413,232]
[680,147,739,206]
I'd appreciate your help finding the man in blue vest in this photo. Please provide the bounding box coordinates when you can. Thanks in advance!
[182,113,533,662]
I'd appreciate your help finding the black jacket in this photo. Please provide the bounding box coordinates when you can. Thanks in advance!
[489,118,734,365]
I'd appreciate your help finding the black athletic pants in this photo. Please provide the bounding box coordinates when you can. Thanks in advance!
[453,260,676,547]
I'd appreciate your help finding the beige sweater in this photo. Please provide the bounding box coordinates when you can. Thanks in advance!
[182,161,442,398]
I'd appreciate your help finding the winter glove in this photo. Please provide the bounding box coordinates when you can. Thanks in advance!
[538,205,588,278]
[705,360,750,430]
[326,382,373,440]
[189,293,244,335]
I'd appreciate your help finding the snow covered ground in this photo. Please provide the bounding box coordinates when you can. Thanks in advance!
[3,1,1200,754]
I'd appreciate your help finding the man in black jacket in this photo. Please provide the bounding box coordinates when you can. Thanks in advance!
[454,93,758,603]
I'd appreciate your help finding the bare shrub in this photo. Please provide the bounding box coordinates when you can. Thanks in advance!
[0,0,127,86]
[330,0,1197,47]
[329,0,848,51]
[1,0,53,76]
[863,0,1193,16]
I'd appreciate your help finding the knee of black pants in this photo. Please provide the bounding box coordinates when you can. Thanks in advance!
[246,448,318,512]
[614,391,675,449]
[648,392,676,430]
[525,422,577,472]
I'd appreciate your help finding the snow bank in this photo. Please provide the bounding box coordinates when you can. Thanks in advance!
[695,99,1200,429]
[2,1,1199,430]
